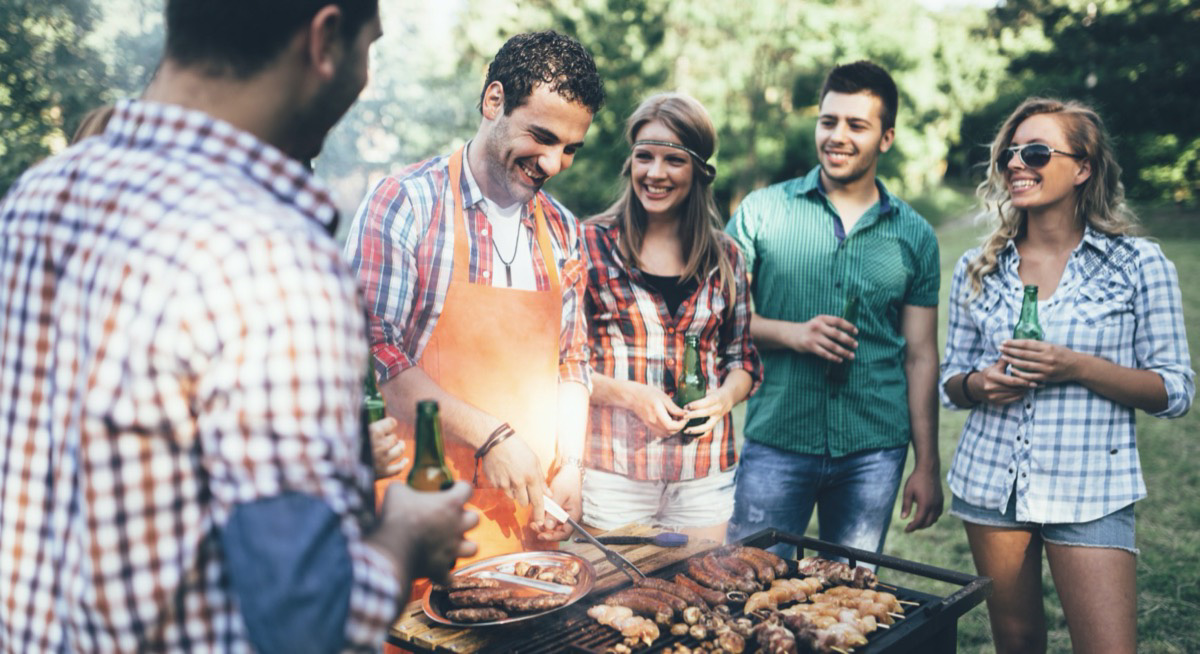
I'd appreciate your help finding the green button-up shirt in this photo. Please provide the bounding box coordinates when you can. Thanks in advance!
[726,167,939,457]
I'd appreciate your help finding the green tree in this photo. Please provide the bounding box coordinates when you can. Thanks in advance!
[0,0,111,194]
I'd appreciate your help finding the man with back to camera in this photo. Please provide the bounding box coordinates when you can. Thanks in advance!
[0,1,476,651]
[725,61,943,558]
[344,31,605,564]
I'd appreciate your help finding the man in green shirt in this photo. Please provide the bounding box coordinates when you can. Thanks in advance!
[725,61,943,557]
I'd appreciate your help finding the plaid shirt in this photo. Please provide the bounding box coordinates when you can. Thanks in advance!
[583,220,761,481]
[941,227,1194,523]
[343,150,590,388]
[0,100,396,652]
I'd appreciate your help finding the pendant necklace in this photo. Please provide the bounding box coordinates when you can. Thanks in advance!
[492,219,521,288]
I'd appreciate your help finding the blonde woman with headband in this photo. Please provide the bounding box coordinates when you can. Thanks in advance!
[940,97,1194,653]
[580,92,761,541]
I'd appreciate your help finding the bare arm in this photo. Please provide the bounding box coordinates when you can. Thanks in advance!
[590,371,687,435]
[539,380,590,541]
[1000,340,1168,413]
[899,304,943,532]
[380,368,548,524]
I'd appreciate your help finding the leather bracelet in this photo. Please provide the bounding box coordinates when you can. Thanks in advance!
[961,370,980,406]
[475,423,515,462]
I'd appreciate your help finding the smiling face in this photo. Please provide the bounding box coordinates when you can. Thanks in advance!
[815,91,894,188]
[1004,113,1091,215]
[477,82,594,207]
[630,120,695,222]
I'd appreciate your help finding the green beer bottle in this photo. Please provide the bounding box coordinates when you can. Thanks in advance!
[675,335,707,432]
[362,365,386,440]
[826,295,860,384]
[1013,285,1044,341]
[407,400,454,491]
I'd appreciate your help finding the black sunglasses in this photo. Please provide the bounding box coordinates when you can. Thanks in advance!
[997,143,1083,169]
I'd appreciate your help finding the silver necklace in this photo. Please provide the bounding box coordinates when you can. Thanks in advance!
[491,220,521,288]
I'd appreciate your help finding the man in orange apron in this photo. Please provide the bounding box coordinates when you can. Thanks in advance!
[344,31,605,578]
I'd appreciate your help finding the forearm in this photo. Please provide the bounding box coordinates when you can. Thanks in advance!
[589,371,634,409]
[749,312,797,351]
[716,369,754,407]
[380,367,498,450]
[1072,353,1168,413]
[905,354,941,473]
[943,371,977,409]
[554,380,589,465]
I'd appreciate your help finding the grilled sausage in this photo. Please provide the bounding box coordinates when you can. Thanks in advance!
[434,576,501,591]
[721,546,776,583]
[740,546,789,577]
[713,554,757,581]
[702,555,758,593]
[446,607,508,623]
[625,587,686,615]
[604,589,674,624]
[502,593,570,612]
[634,578,708,608]
[686,557,736,592]
[674,573,727,607]
[447,587,515,607]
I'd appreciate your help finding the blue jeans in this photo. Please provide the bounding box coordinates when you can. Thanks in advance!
[726,441,908,560]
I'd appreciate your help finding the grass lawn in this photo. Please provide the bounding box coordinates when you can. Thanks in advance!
[880,202,1200,653]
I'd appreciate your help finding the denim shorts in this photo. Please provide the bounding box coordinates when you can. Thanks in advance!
[950,492,1137,555]
[582,467,736,531]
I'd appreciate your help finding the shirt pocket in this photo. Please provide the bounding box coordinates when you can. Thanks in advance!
[1072,280,1133,327]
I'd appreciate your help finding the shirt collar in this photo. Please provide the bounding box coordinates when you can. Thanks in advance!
[459,140,487,209]
[107,99,339,233]
[793,166,893,215]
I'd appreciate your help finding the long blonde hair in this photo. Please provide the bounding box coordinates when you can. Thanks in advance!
[966,97,1139,295]
[590,92,736,308]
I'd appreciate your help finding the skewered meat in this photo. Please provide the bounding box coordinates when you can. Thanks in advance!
[588,605,660,645]
[796,557,878,588]
[445,607,508,623]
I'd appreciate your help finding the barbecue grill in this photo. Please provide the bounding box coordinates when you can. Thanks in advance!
[387,527,991,653]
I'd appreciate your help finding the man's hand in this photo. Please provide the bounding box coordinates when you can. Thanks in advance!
[787,314,858,362]
[368,417,408,479]
[369,481,477,587]
[480,435,547,526]
[622,380,687,437]
[536,465,582,541]
[899,467,943,532]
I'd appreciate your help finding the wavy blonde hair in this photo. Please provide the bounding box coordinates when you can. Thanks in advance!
[590,92,736,309]
[966,97,1139,296]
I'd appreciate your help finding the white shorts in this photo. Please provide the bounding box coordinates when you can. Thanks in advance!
[581,467,737,531]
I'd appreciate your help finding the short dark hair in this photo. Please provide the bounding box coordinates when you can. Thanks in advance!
[480,31,605,116]
[164,0,378,78]
[820,60,899,131]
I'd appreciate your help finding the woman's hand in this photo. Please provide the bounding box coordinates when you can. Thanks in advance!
[680,369,754,435]
[972,359,1035,405]
[1000,339,1080,384]
[622,380,689,437]
[368,417,408,479]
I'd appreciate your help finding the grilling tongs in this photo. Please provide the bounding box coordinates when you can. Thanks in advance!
[543,495,646,582]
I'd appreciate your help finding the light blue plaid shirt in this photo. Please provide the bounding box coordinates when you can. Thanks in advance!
[941,227,1193,523]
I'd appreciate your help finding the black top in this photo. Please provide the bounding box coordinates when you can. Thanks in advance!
[640,271,698,317]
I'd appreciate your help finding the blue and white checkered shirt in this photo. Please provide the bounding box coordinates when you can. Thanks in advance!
[941,227,1194,523]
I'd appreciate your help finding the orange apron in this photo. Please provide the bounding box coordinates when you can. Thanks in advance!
[376,147,561,565]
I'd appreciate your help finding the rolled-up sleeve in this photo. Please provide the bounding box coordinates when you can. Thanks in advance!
[939,253,988,409]
[718,240,763,394]
[1134,243,1194,418]
[345,176,422,384]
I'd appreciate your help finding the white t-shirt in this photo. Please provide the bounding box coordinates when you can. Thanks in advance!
[462,146,538,290]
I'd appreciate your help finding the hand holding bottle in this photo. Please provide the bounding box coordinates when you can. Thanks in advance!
[1000,339,1082,385]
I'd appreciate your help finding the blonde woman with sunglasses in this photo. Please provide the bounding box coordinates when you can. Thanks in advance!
[939,97,1194,653]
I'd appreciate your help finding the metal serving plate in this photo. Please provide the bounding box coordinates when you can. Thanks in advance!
[423,550,597,628]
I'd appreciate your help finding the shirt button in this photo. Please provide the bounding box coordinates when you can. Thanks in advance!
[482,228,488,237]
[1025,403,1032,409]
[1024,439,1030,444]
[1008,468,1014,474]
[668,327,675,334]
[483,270,490,278]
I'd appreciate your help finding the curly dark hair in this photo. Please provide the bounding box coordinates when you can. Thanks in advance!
[480,31,606,116]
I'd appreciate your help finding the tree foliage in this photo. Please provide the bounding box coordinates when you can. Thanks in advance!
[0,0,111,194]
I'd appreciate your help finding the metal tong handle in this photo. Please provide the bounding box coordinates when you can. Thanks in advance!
[543,496,645,581]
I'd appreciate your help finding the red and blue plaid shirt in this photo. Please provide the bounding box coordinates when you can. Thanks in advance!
[582,220,761,481]
[0,100,396,652]
[343,150,590,389]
